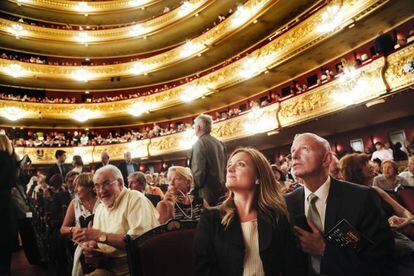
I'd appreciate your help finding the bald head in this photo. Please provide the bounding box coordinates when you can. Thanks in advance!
[290,133,333,190]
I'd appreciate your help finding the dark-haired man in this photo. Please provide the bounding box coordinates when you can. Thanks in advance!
[46,150,70,185]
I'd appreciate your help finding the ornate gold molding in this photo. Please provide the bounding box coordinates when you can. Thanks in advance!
[8,0,164,13]
[0,0,389,123]
[1,0,211,42]
[13,42,414,164]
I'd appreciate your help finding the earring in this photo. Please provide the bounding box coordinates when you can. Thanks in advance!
[255,179,259,185]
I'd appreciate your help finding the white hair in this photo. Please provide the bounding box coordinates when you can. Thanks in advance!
[101,151,110,158]
[194,114,212,133]
[293,133,331,154]
[93,164,124,184]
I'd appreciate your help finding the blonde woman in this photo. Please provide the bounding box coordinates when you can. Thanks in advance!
[157,166,207,224]
[193,148,305,275]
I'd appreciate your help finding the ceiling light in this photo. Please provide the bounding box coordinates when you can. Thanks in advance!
[232,5,251,27]
[180,85,208,102]
[73,68,92,82]
[129,24,147,36]
[75,2,92,13]
[0,107,27,121]
[317,4,343,33]
[181,40,204,57]
[178,1,195,16]
[128,101,153,116]
[71,108,100,122]
[239,56,260,79]
[179,128,198,149]
[7,24,26,38]
[129,0,143,6]
[75,32,90,44]
[365,98,386,108]
[3,64,27,78]
[130,60,150,75]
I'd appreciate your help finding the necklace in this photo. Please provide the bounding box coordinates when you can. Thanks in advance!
[81,198,95,212]
[175,196,193,219]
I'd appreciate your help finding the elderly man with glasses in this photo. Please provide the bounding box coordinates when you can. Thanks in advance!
[72,165,159,276]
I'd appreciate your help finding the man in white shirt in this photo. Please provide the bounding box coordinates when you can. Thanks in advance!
[285,133,395,275]
[399,156,414,187]
[371,141,393,161]
[72,165,159,275]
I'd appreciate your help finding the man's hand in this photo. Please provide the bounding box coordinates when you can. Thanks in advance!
[294,219,326,256]
[388,215,409,228]
[72,221,101,244]
[81,241,106,267]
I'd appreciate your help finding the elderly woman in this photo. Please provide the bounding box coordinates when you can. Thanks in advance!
[194,148,305,275]
[157,166,207,224]
[373,160,409,191]
[340,154,413,229]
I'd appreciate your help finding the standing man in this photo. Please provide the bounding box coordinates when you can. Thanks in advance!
[46,150,69,185]
[94,151,111,171]
[190,114,227,206]
[118,151,139,187]
[285,133,395,275]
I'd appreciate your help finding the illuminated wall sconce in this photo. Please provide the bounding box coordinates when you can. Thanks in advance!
[130,60,150,75]
[73,68,92,82]
[129,24,147,36]
[178,1,195,16]
[231,5,251,27]
[3,64,27,78]
[75,32,91,45]
[128,101,153,116]
[180,84,209,102]
[181,40,204,58]
[316,2,344,33]
[71,108,100,122]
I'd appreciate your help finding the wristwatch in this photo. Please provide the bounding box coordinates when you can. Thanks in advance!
[98,232,107,243]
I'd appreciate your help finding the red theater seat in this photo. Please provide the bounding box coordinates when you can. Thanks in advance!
[398,187,414,214]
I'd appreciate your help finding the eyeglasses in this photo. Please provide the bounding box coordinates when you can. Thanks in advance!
[93,179,117,191]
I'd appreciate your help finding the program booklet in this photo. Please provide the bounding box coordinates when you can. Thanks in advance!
[325,219,374,252]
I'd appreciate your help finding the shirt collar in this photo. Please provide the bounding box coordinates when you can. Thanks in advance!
[108,187,127,210]
[304,176,331,204]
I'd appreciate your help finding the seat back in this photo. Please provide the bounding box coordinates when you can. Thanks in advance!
[125,220,198,276]
[398,187,414,213]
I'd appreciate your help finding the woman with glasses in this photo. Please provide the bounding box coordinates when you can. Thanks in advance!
[157,166,208,224]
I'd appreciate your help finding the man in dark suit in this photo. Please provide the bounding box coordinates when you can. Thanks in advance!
[45,150,70,185]
[117,151,139,186]
[94,151,111,171]
[190,114,227,206]
[285,133,395,275]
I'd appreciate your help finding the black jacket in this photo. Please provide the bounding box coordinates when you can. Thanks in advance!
[285,178,396,276]
[45,163,70,185]
[190,133,227,206]
[117,161,139,186]
[193,208,306,276]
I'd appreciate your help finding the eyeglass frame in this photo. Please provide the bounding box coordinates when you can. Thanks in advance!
[93,179,118,192]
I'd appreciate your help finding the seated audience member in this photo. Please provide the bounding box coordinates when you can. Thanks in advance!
[371,158,382,176]
[271,164,286,191]
[373,160,409,191]
[128,171,162,206]
[194,148,306,275]
[393,142,408,161]
[285,133,395,275]
[65,171,80,199]
[399,156,414,187]
[371,141,394,161]
[49,174,71,229]
[144,173,165,199]
[157,166,207,224]
[374,31,395,56]
[329,154,343,179]
[71,155,87,173]
[340,154,413,229]
[60,173,100,276]
[396,32,408,47]
[72,165,159,276]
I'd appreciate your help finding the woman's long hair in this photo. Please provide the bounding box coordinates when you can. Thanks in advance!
[220,147,288,228]
[339,153,371,186]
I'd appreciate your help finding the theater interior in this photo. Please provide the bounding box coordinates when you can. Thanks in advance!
[1,0,414,275]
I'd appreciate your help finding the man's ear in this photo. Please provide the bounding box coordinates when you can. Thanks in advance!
[322,152,333,168]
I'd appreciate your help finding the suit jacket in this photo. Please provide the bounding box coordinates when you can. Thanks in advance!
[193,208,306,276]
[45,163,70,185]
[190,133,227,206]
[285,178,396,276]
[117,161,139,186]
[94,162,111,172]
